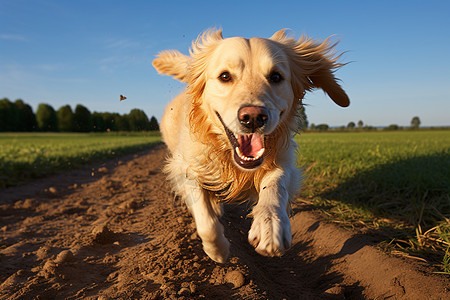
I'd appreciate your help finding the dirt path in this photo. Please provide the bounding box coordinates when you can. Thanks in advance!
[1,144,448,299]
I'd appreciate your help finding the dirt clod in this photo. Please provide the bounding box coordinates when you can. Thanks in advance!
[92,224,117,244]
[189,282,197,293]
[48,187,58,195]
[178,287,190,296]
[19,198,38,209]
[98,167,109,173]
[324,285,345,299]
[54,250,74,264]
[41,260,58,278]
[190,232,198,240]
[225,270,245,289]
[36,245,52,260]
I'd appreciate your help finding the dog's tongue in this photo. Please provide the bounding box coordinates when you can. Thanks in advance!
[238,134,263,158]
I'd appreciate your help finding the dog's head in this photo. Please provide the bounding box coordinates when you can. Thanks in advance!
[153,29,349,170]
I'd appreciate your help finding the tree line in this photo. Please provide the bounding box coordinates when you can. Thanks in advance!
[308,116,423,132]
[0,98,159,132]
[298,106,427,132]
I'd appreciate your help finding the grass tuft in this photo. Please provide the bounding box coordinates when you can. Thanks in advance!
[296,130,450,272]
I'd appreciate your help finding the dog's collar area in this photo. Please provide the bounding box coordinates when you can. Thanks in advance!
[215,112,265,169]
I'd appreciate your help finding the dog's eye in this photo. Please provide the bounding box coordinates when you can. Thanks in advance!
[219,72,232,82]
[269,72,283,84]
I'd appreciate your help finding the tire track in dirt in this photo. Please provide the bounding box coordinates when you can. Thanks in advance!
[1,144,448,299]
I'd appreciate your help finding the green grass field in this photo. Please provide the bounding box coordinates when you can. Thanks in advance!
[0,132,161,189]
[296,130,450,272]
[1,130,449,271]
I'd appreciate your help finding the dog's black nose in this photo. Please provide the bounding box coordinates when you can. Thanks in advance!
[238,106,269,131]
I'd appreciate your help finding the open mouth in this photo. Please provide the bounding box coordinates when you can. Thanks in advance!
[216,112,265,169]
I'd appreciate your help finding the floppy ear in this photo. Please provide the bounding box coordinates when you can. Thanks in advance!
[271,29,350,107]
[186,29,223,100]
[152,50,190,82]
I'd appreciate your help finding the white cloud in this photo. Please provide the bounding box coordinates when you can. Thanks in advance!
[105,38,140,49]
[35,63,69,72]
[99,56,120,64]
[0,34,28,42]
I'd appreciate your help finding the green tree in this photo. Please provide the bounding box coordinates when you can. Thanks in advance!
[316,124,329,131]
[149,116,160,131]
[92,112,106,132]
[0,98,17,131]
[14,99,37,131]
[57,105,74,132]
[357,120,364,128]
[385,124,400,131]
[102,113,118,131]
[73,104,92,132]
[128,109,150,131]
[347,121,356,129]
[36,103,57,131]
[298,105,308,130]
[115,114,130,131]
[410,116,421,129]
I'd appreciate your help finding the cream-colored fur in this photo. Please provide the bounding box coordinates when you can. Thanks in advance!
[153,29,349,263]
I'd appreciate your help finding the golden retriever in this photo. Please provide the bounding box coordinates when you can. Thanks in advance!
[152,29,349,263]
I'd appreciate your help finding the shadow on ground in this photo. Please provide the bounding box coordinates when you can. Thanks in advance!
[223,204,366,299]
[319,151,450,227]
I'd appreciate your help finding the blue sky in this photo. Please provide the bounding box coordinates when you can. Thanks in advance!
[1,0,449,127]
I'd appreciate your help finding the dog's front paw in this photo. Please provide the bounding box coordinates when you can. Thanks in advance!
[248,206,291,257]
[202,236,230,263]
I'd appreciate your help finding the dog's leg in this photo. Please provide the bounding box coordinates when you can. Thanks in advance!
[248,162,299,257]
[184,179,230,263]
[166,155,229,263]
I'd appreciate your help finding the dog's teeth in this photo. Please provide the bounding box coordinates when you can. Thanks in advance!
[236,147,243,158]
[255,148,265,159]
[236,147,249,160]
[236,147,265,162]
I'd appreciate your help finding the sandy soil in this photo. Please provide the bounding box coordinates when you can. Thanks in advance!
[1,144,448,299]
